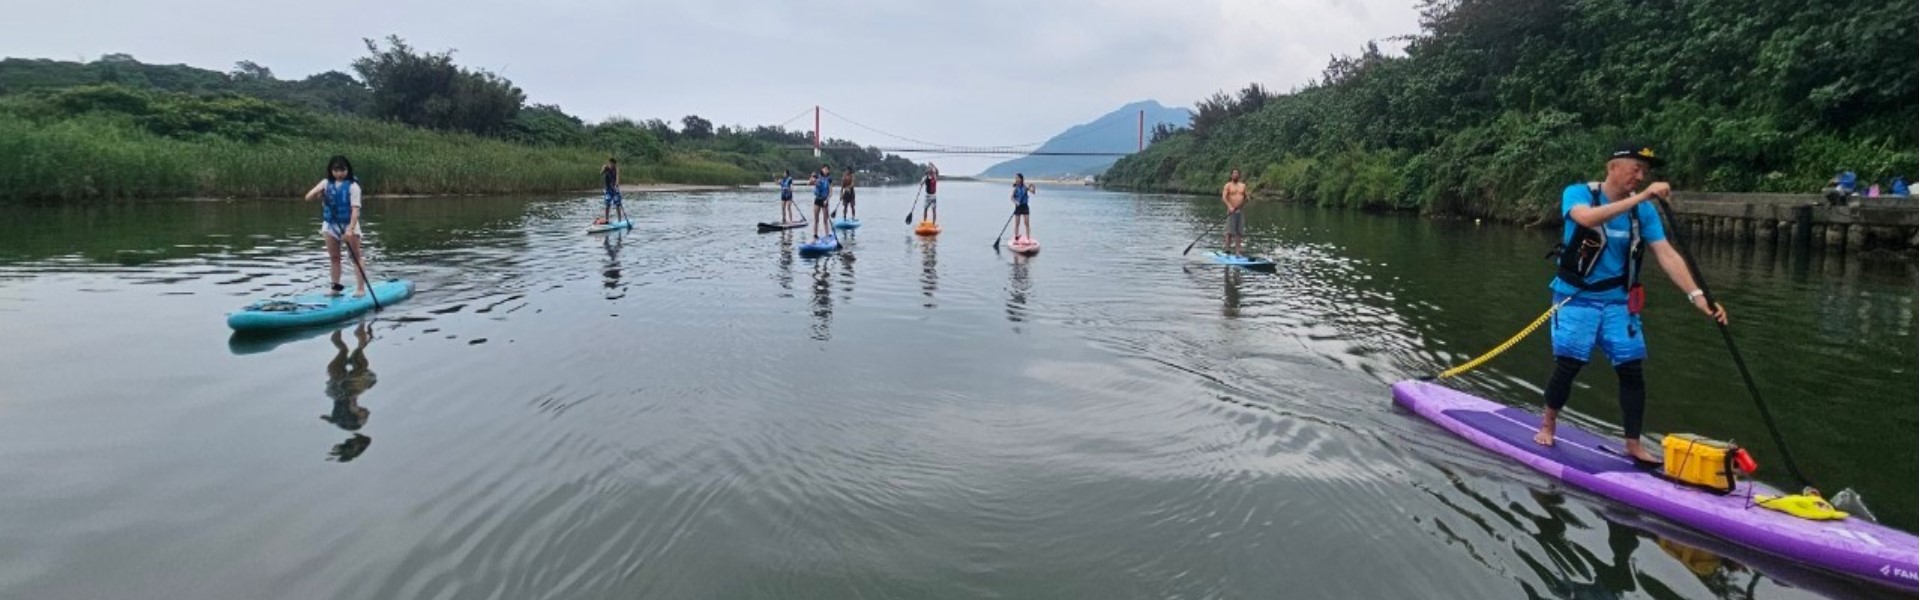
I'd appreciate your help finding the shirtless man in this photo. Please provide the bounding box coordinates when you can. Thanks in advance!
[1221,169,1248,256]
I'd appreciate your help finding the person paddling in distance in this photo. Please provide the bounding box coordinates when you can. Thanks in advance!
[1221,168,1249,256]
[597,157,625,225]
[811,164,833,239]
[1010,173,1033,242]
[839,167,857,220]
[777,169,798,224]
[304,155,370,297]
[921,164,940,223]
[1534,143,1729,464]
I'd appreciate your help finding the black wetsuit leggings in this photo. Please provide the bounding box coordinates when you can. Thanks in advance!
[1543,357,1647,438]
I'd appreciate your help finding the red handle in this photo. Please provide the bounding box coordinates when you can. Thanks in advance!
[1732,448,1758,474]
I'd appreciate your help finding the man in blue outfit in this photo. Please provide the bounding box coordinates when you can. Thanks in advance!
[1534,143,1728,465]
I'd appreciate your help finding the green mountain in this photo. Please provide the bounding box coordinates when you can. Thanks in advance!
[977,100,1190,179]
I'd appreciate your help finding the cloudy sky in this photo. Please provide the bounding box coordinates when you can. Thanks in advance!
[5,0,1420,172]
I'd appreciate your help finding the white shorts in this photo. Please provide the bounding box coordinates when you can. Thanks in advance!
[924,193,937,206]
[322,223,361,239]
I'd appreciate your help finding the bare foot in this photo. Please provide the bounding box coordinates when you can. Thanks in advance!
[1624,440,1660,463]
[1534,409,1559,447]
[353,288,366,298]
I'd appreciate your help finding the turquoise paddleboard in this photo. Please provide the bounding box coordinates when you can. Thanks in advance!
[1207,252,1276,270]
[227,280,414,331]
[587,219,633,233]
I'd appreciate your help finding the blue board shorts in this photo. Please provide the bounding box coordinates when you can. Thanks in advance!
[1550,293,1646,365]
[604,189,623,207]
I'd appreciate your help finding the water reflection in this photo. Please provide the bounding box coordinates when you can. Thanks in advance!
[602,230,625,299]
[322,322,378,463]
[838,231,857,302]
[919,236,938,309]
[1222,267,1243,318]
[1514,488,1644,599]
[1006,253,1032,326]
[810,259,833,342]
[774,230,795,297]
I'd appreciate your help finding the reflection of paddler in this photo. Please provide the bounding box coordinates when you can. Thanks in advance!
[603,230,624,289]
[1222,266,1242,317]
[322,323,378,462]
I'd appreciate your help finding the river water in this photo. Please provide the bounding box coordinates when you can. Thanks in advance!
[0,181,1912,599]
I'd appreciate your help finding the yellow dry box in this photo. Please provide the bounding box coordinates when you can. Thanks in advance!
[1661,434,1738,494]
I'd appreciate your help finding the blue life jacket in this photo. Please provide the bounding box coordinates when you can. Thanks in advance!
[1013,184,1030,205]
[323,179,355,226]
[780,176,792,192]
[814,174,831,198]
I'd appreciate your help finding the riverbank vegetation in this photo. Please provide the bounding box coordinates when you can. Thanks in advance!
[1102,0,1915,222]
[0,37,923,200]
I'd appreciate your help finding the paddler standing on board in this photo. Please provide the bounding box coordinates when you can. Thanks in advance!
[597,157,625,225]
[1221,168,1248,257]
[777,169,798,224]
[811,164,833,239]
[921,164,940,224]
[1534,143,1728,465]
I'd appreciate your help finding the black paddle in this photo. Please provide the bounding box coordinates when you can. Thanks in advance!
[903,186,924,225]
[990,211,1016,251]
[1182,212,1233,256]
[336,224,382,312]
[1651,195,1815,493]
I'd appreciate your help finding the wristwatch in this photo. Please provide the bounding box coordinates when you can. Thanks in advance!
[1686,289,1705,303]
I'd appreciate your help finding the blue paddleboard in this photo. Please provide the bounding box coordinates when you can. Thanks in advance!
[587,219,632,233]
[797,234,842,257]
[227,280,415,331]
[1207,251,1276,270]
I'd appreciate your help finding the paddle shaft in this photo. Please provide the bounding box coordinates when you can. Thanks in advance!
[1183,212,1233,255]
[991,211,1015,250]
[335,223,381,312]
[1652,196,1813,491]
[903,187,923,224]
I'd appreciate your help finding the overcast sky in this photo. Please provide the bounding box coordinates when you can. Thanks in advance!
[5,0,1420,172]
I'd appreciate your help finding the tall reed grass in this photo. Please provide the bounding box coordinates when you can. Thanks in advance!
[0,111,760,200]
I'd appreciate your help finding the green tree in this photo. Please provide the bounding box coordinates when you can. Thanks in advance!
[351,35,524,136]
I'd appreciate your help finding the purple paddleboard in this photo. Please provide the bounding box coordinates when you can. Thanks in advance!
[1391,380,1918,593]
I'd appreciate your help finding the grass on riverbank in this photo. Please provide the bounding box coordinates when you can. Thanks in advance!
[0,94,757,201]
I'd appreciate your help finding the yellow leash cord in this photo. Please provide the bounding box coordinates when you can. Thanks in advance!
[1424,295,1577,381]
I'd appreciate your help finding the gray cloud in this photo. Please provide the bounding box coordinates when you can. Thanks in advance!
[3,0,1419,171]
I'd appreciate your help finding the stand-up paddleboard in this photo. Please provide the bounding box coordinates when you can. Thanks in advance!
[833,218,861,230]
[914,221,942,236]
[1391,380,1919,593]
[587,219,632,233]
[227,280,415,332]
[1009,236,1040,256]
[1207,251,1276,270]
[758,219,808,233]
[797,234,842,257]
